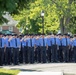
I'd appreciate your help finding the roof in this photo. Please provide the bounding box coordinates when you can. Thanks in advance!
[1,30,15,34]
[2,12,18,26]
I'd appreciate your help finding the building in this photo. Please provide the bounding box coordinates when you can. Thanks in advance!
[0,12,21,34]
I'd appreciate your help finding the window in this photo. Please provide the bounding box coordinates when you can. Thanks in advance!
[19,28,22,32]
[9,26,13,31]
[0,26,2,31]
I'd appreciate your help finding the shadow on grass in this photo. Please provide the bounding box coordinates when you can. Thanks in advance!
[11,68,41,72]
[0,72,13,75]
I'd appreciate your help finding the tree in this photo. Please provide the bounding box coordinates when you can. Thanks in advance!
[50,0,76,34]
[68,17,76,34]
[0,0,32,24]
[13,0,59,34]
[12,0,76,34]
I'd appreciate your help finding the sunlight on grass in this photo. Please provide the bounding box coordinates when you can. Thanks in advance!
[0,68,19,75]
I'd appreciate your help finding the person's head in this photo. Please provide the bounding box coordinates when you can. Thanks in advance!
[3,34,6,37]
[53,33,57,38]
[48,33,52,38]
[51,33,54,37]
[14,34,17,38]
[58,33,62,38]
[7,34,12,38]
[70,36,73,41]
[64,33,68,38]
[0,32,2,38]
[67,34,70,38]
[42,34,45,38]
[74,34,76,38]
[19,34,22,39]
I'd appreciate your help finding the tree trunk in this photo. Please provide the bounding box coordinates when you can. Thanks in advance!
[60,16,64,34]
[62,0,72,34]
[65,0,72,30]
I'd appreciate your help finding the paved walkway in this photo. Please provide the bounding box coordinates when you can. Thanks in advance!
[18,72,63,75]
[1,63,76,75]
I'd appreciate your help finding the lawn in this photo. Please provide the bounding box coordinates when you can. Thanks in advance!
[0,68,19,75]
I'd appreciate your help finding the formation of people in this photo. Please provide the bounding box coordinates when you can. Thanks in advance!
[0,32,76,66]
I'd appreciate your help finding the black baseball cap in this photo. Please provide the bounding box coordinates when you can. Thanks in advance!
[74,34,76,37]
[0,32,2,35]
[64,33,68,36]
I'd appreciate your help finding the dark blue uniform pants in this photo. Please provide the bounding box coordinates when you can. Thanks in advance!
[23,46,28,63]
[5,47,12,65]
[73,46,76,62]
[19,47,23,63]
[69,47,73,62]
[35,46,41,63]
[13,48,19,65]
[59,46,63,62]
[0,48,4,66]
[41,46,46,63]
[34,47,38,62]
[62,46,69,62]
[51,45,58,62]
[28,47,34,64]
[47,46,51,62]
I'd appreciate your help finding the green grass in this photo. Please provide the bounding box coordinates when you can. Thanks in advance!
[0,68,19,75]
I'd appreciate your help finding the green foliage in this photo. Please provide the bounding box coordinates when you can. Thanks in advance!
[13,0,60,34]
[0,0,18,23]
[49,0,76,34]
[68,17,76,33]
[29,18,42,34]
[0,0,75,34]
[0,0,31,23]
[0,16,8,24]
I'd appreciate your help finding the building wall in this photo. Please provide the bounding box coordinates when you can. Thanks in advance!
[2,26,8,30]
[13,26,20,34]
[1,26,21,34]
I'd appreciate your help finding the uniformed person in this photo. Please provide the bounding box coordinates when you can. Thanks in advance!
[35,34,41,63]
[23,34,29,63]
[2,34,6,65]
[39,34,47,63]
[69,36,73,62]
[4,34,13,65]
[0,32,5,66]
[62,34,71,62]
[27,34,35,64]
[67,34,72,62]
[12,34,21,65]
[19,34,24,63]
[51,33,60,62]
[72,34,76,62]
[58,33,63,62]
[46,34,52,62]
